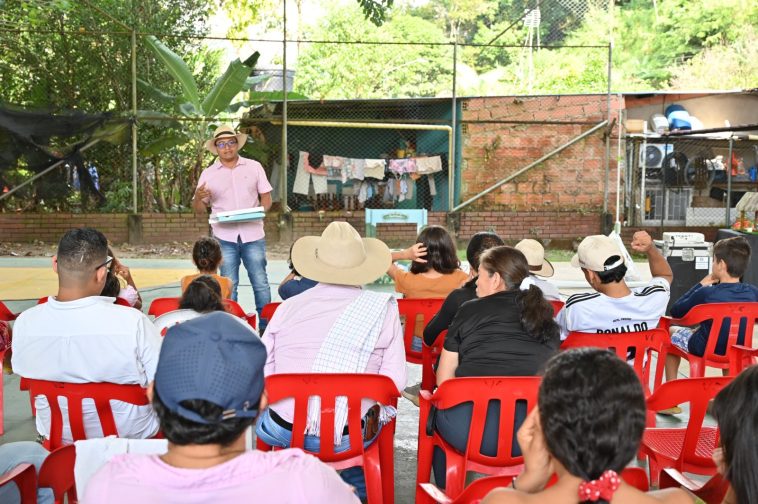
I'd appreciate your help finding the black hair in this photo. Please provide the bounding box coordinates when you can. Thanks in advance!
[56,227,109,277]
[595,255,628,284]
[465,232,505,271]
[287,242,301,276]
[712,365,758,504]
[539,349,646,504]
[101,271,122,297]
[714,236,751,279]
[152,389,254,447]
[409,225,460,275]
[179,275,225,313]
[479,246,559,345]
[192,237,223,273]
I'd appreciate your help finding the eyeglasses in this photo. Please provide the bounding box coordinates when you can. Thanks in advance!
[215,139,238,149]
[95,256,113,271]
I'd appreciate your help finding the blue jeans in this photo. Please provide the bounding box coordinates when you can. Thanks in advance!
[0,442,53,504]
[217,236,271,315]
[256,409,379,500]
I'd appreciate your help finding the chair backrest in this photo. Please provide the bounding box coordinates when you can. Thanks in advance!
[38,444,77,504]
[646,377,730,468]
[147,297,180,317]
[421,330,447,391]
[561,329,667,392]
[260,301,281,324]
[23,378,150,450]
[0,463,37,504]
[0,301,18,322]
[397,298,444,363]
[264,373,400,462]
[549,299,564,316]
[430,376,541,467]
[222,299,257,331]
[673,302,758,363]
[728,344,758,374]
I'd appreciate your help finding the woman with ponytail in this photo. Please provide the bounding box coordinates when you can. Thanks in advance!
[430,246,560,490]
[482,349,692,504]
[181,237,233,300]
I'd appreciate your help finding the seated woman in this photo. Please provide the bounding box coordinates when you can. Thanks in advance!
[432,246,560,489]
[181,237,233,300]
[711,364,758,504]
[153,275,227,335]
[481,348,692,504]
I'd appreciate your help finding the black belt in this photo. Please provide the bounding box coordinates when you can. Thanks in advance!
[269,408,359,436]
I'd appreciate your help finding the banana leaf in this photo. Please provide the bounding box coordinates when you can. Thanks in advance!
[201,58,254,117]
[140,133,190,156]
[137,78,178,105]
[144,35,201,110]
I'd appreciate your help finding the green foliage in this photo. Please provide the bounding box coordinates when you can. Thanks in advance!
[295,5,452,99]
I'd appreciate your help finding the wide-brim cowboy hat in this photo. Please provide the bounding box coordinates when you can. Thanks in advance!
[515,238,555,277]
[204,123,248,155]
[291,221,391,286]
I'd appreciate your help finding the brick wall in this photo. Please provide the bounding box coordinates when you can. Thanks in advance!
[460,94,622,214]
[0,210,603,246]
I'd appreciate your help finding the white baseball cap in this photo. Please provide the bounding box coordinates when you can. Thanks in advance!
[570,235,625,272]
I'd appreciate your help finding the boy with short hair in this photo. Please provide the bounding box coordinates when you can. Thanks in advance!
[666,236,758,384]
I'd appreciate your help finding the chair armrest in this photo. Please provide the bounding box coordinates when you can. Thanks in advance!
[659,468,695,490]
[0,463,36,487]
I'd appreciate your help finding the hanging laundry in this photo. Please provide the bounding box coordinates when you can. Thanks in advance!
[343,158,365,182]
[389,158,417,175]
[293,151,328,195]
[323,155,346,181]
[364,159,386,180]
[415,156,443,175]
[428,175,437,196]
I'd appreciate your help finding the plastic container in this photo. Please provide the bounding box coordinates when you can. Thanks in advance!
[665,104,692,130]
[649,114,669,134]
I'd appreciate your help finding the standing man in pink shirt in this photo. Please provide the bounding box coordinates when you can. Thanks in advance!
[192,124,273,315]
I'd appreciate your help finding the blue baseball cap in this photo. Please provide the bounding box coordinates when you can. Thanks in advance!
[155,311,266,424]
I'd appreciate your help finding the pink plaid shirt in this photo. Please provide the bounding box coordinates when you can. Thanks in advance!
[197,156,273,243]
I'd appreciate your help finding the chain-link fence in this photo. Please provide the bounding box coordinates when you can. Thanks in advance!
[0,0,614,219]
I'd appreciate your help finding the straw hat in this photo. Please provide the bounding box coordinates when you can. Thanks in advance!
[203,124,248,155]
[291,222,391,286]
[515,239,555,277]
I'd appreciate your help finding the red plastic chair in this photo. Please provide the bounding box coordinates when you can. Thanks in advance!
[38,444,77,504]
[418,467,649,504]
[421,330,446,391]
[728,344,758,374]
[659,468,729,503]
[0,463,37,504]
[397,298,444,365]
[22,378,150,450]
[0,300,18,321]
[147,297,180,317]
[660,302,758,377]
[222,299,258,331]
[260,301,281,325]
[0,348,6,435]
[257,373,400,504]
[561,329,668,396]
[641,377,730,487]
[416,376,541,503]
[549,299,564,316]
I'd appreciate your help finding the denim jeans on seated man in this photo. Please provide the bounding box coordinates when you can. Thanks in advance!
[255,408,380,500]
[217,236,271,315]
[0,442,54,504]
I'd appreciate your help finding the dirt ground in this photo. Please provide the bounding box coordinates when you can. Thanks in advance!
[0,240,294,260]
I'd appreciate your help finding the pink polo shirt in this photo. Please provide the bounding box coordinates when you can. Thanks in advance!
[197,156,273,243]
[262,283,407,422]
[82,449,360,503]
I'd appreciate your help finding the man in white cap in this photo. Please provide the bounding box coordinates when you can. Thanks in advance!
[515,238,561,300]
[192,124,273,315]
[256,221,406,501]
[556,231,673,340]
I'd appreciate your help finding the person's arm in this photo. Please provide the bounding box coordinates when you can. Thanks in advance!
[376,303,408,393]
[114,260,142,310]
[387,243,427,281]
[260,191,272,212]
[631,230,673,285]
[436,349,459,386]
[423,289,465,345]
[669,281,709,318]
[192,182,211,213]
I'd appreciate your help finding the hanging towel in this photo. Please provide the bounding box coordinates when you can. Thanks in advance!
[307,291,398,444]
[415,156,443,174]
[294,151,328,195]
[364,159,386,180]
[428,175,437,196]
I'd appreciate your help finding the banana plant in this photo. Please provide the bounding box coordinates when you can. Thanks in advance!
[138,35,269,198]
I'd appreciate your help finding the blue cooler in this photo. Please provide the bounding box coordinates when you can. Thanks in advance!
[665,104,692,130]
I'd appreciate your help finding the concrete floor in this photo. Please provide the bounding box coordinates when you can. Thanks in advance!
[0,258,714,502]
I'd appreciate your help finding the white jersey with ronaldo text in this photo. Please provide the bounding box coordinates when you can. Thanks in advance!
[556,277,670,340]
